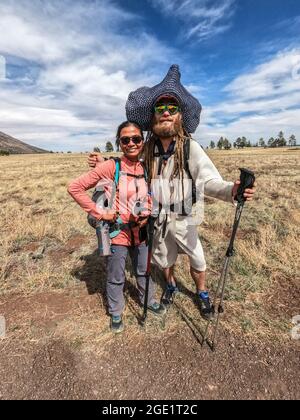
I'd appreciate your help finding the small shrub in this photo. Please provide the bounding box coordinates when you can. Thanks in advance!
[0,150,10,156]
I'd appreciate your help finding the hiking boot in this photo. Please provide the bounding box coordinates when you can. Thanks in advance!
[110,315,124,334]
[198,291,213,321]
[147,302,167,316]
[161,284,179,305]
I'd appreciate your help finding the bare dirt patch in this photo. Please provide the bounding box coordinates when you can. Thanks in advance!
[265,276,300,319]
[47,234,90,263]
[0,289,99,332]
[223,227,258,240]
[0,314,299,400]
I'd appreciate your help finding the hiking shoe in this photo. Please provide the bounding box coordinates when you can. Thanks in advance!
[198,291,213,321]
[147,302,167,316]
[110,315,124,334]
[161,284,179,305]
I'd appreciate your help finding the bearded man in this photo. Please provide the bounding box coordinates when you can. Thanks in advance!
[89,65,256,320]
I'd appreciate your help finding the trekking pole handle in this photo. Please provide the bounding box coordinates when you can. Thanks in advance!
[236,168,256,203]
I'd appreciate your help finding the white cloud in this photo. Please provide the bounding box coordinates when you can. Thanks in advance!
[150,0,236,41]
[0,0,177,151]
[224,48,300,100]
[195,49,300,145]
[0,0,138,63]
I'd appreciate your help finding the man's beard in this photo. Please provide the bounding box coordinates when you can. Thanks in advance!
[152,121,178,139]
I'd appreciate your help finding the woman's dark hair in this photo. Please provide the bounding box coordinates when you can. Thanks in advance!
[115,121,143,151]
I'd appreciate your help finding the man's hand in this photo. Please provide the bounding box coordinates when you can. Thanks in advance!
[232,180,256,202]
[137,217,149,229]
[88,152,104,168]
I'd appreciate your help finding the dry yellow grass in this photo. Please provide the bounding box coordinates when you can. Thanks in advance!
[0,148,299,346]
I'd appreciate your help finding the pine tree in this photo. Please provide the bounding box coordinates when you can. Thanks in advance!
[235,137,242,148]
[217,137,224,150]
[223,138,232,150]
[241,137,248,148]
[105,141,114,153]
[276,131,286,147]
[259,138,265,147]
[268,137,275,148]
[289,135,297,147]
[210,141,216,149]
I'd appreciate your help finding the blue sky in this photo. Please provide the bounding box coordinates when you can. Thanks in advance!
[0,0,300,151]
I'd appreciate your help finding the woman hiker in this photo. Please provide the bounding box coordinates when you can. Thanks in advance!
[68,121,166,333]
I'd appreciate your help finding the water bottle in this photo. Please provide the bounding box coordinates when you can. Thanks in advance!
[96,221,112,256]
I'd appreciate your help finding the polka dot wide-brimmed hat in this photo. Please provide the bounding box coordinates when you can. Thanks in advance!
[125,64,202,134]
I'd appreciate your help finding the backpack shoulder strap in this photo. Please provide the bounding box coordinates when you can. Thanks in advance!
[183,137,196,207]
[140,161,148,183]
[114,158,148,182]
[183,137,191,175]
[154,139,165,157]
[112,157,121,186]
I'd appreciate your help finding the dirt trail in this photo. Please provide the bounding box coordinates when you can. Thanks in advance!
[0,290,299,400]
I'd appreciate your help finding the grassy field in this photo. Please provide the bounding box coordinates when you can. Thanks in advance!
[0,147,299,348]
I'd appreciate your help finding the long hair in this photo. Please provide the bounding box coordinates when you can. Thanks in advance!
[143,117,191,181]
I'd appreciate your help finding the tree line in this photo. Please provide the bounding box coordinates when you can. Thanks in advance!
[209,132,297,150]
[105,134,298,152]
[59,143,114,154]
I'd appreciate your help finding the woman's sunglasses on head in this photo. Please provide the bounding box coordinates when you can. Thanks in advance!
[154,103,180,115]
[120,136,144,145]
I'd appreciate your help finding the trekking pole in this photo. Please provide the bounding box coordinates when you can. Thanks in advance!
[203,168,255,351]
[141,216,156,326]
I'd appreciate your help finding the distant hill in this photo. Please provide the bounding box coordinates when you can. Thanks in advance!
[0,132,49,154]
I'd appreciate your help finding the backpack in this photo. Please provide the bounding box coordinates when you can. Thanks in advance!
[87,157,148,229]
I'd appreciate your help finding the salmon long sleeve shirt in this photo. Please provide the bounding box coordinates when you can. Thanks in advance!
[68,156,151,246]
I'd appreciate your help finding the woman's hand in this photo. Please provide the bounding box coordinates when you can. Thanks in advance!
[88,152,104,168]
[232,180,256,201]
[101,211,117,222]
